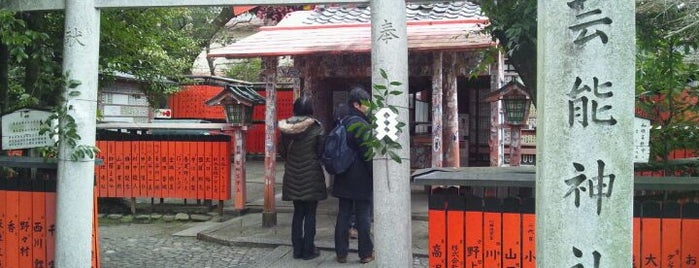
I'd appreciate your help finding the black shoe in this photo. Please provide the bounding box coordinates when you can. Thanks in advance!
[292,247,303,259]
[359,254,375,264]
[336,255,347,263]
[302,248,320,260]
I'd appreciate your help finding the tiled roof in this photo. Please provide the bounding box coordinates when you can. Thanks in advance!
[208,2,492,59]
[303,2,483,24]
[205,84,265,107]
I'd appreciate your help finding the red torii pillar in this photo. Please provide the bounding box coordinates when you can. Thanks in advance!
[262,56,278,227]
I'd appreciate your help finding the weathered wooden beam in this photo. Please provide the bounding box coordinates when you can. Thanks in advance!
[2,0,446,11]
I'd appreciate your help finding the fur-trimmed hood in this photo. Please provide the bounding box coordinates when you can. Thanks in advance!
[278,116,320,136]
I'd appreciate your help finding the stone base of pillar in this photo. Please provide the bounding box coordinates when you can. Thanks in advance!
[262,211,277,227]
[227,208,249,217]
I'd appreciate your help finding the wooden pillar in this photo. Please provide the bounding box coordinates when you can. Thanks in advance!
[489,101,502,167]
[303,56,315,98]
[291,66,301,101]
[304,56,332,128]
[443,52,459,167]
[509,125,522,166]
[431,52,443,168]
[262,56,278,227]
[232,128,247,210]
[489,52,505,167]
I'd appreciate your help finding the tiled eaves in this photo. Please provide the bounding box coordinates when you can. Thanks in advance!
[303,1,484,25]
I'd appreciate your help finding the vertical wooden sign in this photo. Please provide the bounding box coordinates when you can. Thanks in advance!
[482,198,501,268]
[428,189,447,268]
[464,196,483,268]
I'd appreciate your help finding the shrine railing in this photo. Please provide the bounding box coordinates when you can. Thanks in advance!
[413,163,699,268]
[95,130,231,201]
[0,157,100,268]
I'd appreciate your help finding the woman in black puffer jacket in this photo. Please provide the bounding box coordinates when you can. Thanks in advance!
[278,95,327,260]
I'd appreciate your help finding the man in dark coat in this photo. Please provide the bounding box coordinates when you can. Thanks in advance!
[278,95,327,260]
[332,86,374,264]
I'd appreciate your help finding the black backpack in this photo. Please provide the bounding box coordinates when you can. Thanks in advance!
[321,117,357,175]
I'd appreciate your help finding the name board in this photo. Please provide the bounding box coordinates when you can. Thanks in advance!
[634,117,651,163]
[1,109,54,150]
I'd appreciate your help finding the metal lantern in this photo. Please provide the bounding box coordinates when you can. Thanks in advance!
[223,101,253,124]
[484,80,532,166]
[485,80,532,126]
[205,84,265,126]
[502,93,531,126]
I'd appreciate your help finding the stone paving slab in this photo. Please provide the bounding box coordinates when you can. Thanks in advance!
[196,160,431,265]
[172,221,224,237]
[256,246,380,268]
[197,192,430,258]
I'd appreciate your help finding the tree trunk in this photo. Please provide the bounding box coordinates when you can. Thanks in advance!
[21,13,42,97]
[510,44,537,103]
[206,44,215,75]
[193,7,234,75]
[0,43,8,113]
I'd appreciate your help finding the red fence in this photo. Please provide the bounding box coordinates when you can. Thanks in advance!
[168,86,294,155]
[635,201,699,268]
[0,175,100,268]
[428,188,699,268]
[667,149,698,160]
[95,132,231,200]
[245,90,294,154]
[634,149,697,177]
[169,85,226,120]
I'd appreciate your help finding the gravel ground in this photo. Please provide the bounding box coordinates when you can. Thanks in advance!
[99,222,270,268]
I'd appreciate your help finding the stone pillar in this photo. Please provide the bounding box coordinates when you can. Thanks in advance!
[262,56,278,227]
[56,0,100,267]
[536,1,635,266]
[443,52,459,167]
[431,52,443,168]
[370,1,412,266]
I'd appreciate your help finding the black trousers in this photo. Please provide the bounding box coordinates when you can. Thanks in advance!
[291,200,319,258]
[334,198,373,258]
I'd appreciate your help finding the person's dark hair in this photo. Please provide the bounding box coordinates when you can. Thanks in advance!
[333,102,350,121]
[347,86,370,106]
[292,95,313,116]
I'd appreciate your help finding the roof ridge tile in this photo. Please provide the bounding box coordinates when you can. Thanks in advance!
[299,1,483,25]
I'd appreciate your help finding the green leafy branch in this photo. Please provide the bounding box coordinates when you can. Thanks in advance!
[348,68,406,163]
[38,78,100,161]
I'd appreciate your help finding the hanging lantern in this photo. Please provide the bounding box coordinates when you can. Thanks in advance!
[205,84,265,126]
[484,80,532,126]
[502,94,531,126]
